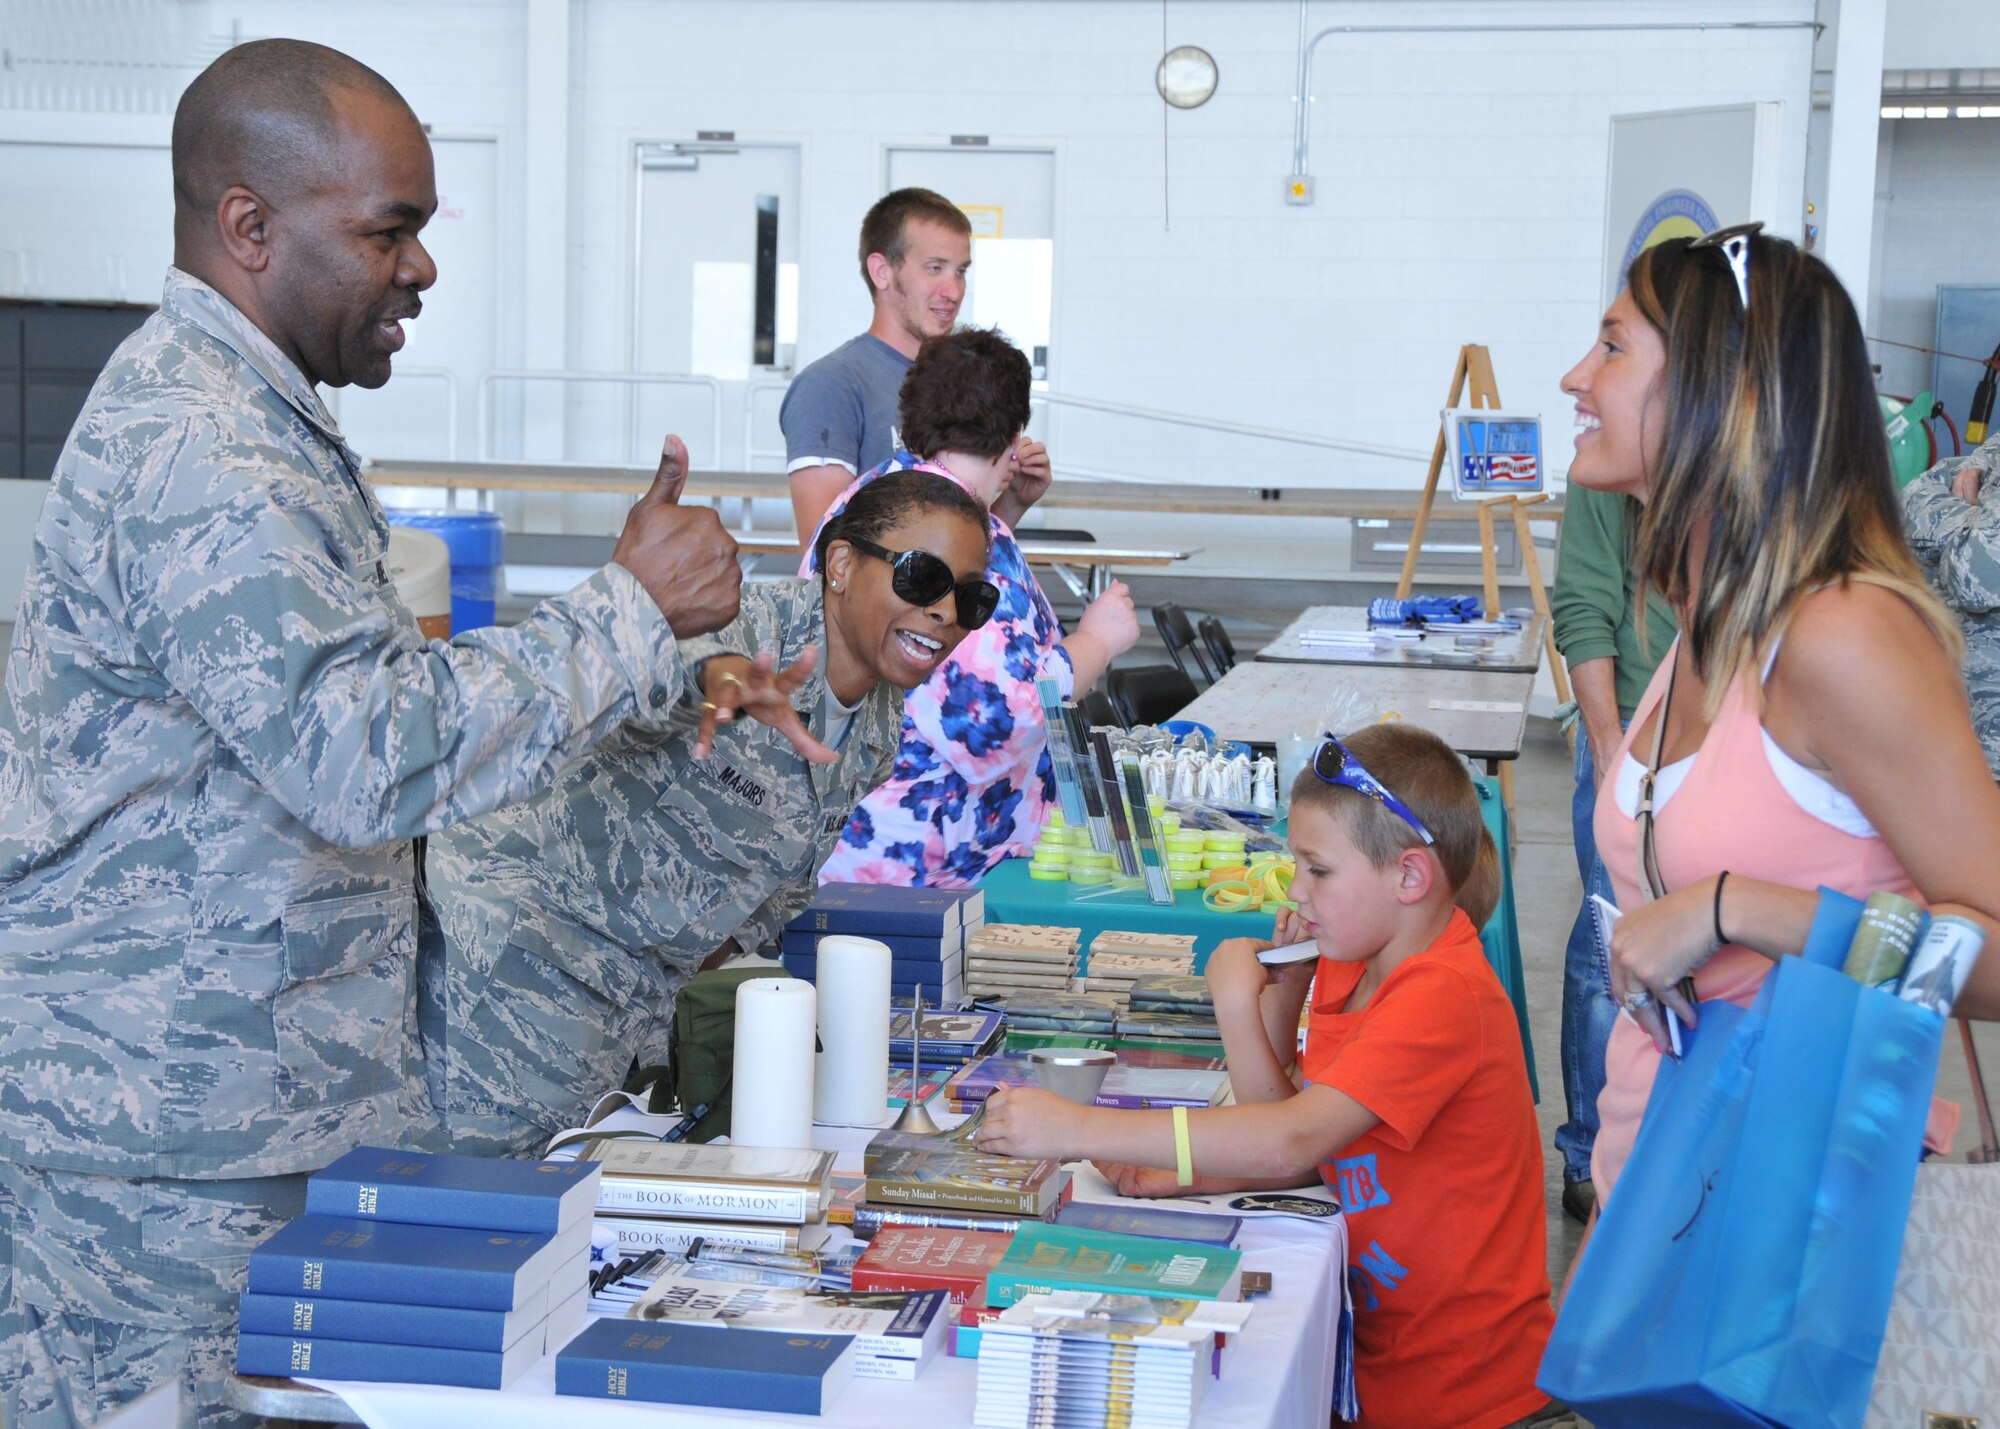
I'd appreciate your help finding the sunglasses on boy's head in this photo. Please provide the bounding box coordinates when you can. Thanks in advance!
[845,536,1000,631]
[1311,734,1435,846]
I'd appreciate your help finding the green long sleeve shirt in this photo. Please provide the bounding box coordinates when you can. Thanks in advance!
[1551,484,1677,721]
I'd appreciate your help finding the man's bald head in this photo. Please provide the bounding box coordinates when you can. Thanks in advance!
[167,38,437,391]
[172,39,413,247]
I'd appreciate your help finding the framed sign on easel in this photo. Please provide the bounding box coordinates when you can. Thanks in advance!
[1393,345,1576,810]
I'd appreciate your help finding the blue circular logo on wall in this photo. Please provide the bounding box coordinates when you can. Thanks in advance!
[1619,189,1720,287]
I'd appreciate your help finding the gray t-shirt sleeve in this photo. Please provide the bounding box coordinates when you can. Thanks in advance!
[779,356,866,474]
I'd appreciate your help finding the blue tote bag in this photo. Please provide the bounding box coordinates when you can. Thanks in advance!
[1540,918,1946,1428]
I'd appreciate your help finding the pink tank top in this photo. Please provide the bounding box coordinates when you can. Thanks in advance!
[1589,640,1919,1198]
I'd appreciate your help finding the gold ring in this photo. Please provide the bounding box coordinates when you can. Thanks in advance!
[699,700,720,712]
[717,672,748,690]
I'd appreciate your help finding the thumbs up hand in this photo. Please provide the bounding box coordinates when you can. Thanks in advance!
[613,434,742,637]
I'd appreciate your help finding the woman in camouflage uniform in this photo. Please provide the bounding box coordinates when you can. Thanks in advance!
[422,471,995,1153]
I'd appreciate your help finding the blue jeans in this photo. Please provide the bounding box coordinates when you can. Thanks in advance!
[1555,730,1621,1184]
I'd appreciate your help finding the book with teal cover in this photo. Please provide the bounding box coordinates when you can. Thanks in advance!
[984,1225,1242,1308]
[305,1145,601,1234]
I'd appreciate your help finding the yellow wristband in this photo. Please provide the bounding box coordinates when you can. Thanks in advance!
[1172,1105,1195,1187]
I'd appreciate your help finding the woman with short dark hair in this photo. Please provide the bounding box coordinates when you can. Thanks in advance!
[802,327,1140,886]
[424,471,993,1153]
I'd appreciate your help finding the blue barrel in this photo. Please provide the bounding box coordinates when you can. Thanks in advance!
[386,511,505,631]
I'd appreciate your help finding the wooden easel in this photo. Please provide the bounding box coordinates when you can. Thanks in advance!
[1392,345,1575,817]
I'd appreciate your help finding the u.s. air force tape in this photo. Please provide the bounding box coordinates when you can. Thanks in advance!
[1228,1192,1343,1219]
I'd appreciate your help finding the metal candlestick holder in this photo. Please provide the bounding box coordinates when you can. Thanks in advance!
[889,989,942,1135]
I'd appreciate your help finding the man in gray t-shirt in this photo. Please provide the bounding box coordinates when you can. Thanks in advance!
[779,329,913,507]
[786,186,1054,538]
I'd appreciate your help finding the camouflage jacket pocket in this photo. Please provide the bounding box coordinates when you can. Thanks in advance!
[275,889,413,1112]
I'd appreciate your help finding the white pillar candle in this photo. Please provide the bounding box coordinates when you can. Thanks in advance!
[812,936,892,1126]
[730,977,816,1149]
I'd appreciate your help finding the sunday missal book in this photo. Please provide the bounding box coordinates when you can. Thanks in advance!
[863,1130,1070,1216]
[555,1316,855,1413]
[985,1225,1243,1307]
[246,1214,591,1311]
[304,1145,601,1234]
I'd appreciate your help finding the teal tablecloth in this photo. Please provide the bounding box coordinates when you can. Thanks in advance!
[976,774,1538,1100]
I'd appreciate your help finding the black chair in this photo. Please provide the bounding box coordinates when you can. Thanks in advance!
[1080,687,1122,731]
[1197,614,1238,673]
[1105,665,1199,729]
[1151,602,1215,687]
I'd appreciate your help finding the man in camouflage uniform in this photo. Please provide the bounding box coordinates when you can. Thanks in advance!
[425,573,905,1156]
[0,40,754,1426]
[1902,430,2000,779]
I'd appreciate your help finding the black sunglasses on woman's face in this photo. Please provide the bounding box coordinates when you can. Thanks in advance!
[845,536,1000,630]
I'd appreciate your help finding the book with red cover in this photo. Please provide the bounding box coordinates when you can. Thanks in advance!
[848,1227,1014,1306]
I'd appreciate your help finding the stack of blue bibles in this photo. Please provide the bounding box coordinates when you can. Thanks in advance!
[780,884,985,1006]
[235,1145,601,1390]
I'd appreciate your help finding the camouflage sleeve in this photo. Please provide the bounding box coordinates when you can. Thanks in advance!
[730,878,814,960]
[660,580,809,737]
[1903,446,2000,615]
[109,424,684,847]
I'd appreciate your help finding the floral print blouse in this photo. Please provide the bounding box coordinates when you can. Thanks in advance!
[800,453,1074,886]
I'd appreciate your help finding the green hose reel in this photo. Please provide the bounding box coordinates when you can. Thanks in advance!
[1881,389,1935,489]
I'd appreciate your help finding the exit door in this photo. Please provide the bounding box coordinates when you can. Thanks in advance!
[632,142,800,470]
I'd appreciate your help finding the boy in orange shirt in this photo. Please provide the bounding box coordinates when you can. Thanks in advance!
[978,723,1560,1429]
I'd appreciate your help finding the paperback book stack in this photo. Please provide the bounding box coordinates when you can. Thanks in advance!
[1119,973,1223,1042]
[964,924,1082,1003]
[1070,932,1198,1009]
[944,1054,1229,1113]
[780,884,985,1006]
[978,991,1123,1041]
[236,1146,599,1390]
[985,1224,1244,1309]
[579,1139,839,1262]
[624,1272,950,1381]
[863,1128,1073,1221]
[887,1006,1005,1103]
[972,1292,1255,1429]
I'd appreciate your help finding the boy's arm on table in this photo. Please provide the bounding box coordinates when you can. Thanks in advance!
[978,1081,1378,1186]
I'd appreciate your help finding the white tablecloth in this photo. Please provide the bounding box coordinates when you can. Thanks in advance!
[304,1125,1346,1429]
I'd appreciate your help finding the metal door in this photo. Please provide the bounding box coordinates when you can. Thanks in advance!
[631,141,801,471]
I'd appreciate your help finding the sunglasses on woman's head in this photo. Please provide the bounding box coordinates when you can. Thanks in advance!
[845,537,1000,630]
[1311,734,1435,845]
[1689,220,1763,312]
